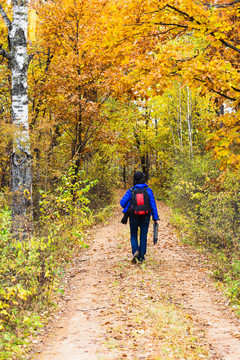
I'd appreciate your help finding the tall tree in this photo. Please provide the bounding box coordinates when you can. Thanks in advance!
[103,0,240,169]
[0,0,32,238]
[30,0,118,186]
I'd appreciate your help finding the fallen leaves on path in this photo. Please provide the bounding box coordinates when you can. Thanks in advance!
[30,201,240,360]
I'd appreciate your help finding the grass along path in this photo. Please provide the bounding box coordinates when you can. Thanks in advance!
[29,201,240,360]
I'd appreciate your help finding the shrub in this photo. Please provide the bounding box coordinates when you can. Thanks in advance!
[39,167,97,231]
[85,152,119,210]
[169,156,240,305]
[195,176,240,249]
[0,170,95,358]
[170,156,240,248]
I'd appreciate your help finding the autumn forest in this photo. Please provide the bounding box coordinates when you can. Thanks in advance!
[0,0,240,358]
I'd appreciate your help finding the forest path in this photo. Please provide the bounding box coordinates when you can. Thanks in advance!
[30,201,240,360]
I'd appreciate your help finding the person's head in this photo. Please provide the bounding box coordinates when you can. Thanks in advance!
[133,171,145,185]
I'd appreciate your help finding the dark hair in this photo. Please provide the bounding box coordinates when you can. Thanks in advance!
[133,171,145,185]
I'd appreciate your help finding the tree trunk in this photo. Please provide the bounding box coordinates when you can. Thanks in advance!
[0,0,32,239]
[187,87,193,159]
[123,165,126,189]
[167,99,177,154]
[134,124,149,182]
[178,84,183,152]
[142,153,149,182]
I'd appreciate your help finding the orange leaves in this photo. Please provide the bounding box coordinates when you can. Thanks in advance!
[105,0,240,104]
[26,0,240,177]
[30,0,240,106]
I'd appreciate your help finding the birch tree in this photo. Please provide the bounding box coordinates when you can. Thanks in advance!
[0,0,32,238]
[186,87,193,159]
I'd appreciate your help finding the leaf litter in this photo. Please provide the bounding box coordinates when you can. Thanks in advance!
[29,201,240,360]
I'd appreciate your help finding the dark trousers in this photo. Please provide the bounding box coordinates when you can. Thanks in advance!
[129,215,150,260]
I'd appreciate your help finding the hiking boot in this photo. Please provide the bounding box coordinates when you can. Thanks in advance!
[131,250,140,263]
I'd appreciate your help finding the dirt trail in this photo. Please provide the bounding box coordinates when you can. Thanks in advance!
[30,201,240,360]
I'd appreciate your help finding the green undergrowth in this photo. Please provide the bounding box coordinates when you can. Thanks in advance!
[92,204,116,225]
[0,201,116,360]
[168,156,240,313]
[170,208,240,314]
[0,164,118,359]
[0,210,83,359]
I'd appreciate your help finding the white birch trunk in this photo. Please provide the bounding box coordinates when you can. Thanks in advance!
[0,0,32,239]
[187,86,193,159]
[167,99,177,154]
[178,84,183,152]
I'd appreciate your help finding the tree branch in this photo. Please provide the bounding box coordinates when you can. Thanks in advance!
[0,3,11,30]
[28,54,35,65]
[219,38,240,54]
[194,77,237,101]
[212,89,236,101]
[226,0,240,4]
[176,51,199,62]
[165,4,201,25]
[130,21,188,29]
[165,4,240,54]
[0,47,12,61]
[154,22,188,28]
[232,86,240,92]
[209,0,240,7]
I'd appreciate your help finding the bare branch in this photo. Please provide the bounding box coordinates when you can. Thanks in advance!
[219,38,240,54]
[0,3,11,30]
[128,21,188,29]
[28,54,35,65]
[231,86,240,92]
[212,89,236,101]
[0,47,12,61]
[154,22,188,28]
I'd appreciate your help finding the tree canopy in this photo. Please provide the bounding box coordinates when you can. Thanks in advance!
[0,0,239,221]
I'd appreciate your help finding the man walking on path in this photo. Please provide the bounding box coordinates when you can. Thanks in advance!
[120,171,159,263]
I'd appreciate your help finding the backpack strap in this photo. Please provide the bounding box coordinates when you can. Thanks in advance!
[129,186,133,205]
